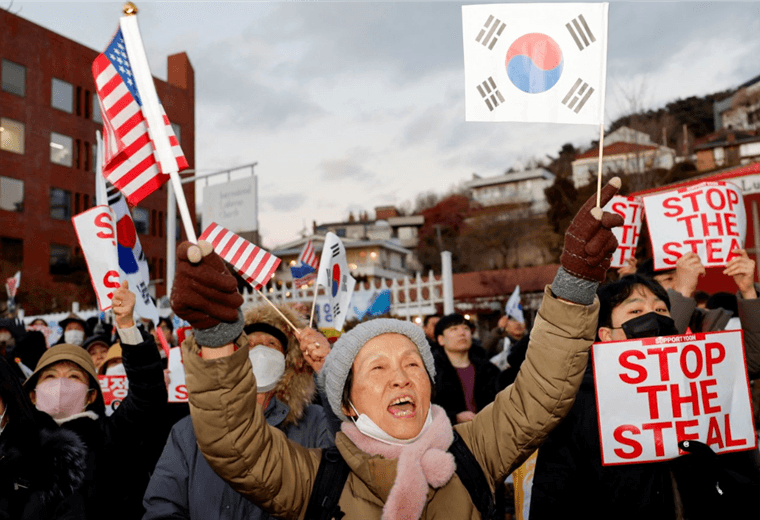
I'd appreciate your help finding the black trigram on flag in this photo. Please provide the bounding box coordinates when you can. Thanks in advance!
[330,243,340,258]
[333,303,341,317]
[566,14,596,51]
[475,15,506,50]
[477,77,504,112]
[562,79,595,114]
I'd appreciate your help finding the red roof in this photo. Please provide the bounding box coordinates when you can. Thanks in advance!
[575,141,659,160]
[629,162,760,197]
[453,264,559,301]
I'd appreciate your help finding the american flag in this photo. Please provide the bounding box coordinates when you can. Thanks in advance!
[92,26,188,206]
[290,239,318,288]
[199,223,281,290]
[5,271,20,300]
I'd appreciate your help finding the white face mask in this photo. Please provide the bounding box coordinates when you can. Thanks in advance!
[105,363,126,376]
[349,402,433,446]
[248,345,286,393]
[64,330,85,346]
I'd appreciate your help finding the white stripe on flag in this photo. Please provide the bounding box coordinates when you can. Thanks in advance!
[202,223,224,244]
[95,64,117,89]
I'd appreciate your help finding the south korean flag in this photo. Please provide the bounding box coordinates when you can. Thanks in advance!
[463,3,608,125]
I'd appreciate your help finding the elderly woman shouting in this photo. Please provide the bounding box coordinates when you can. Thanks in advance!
[171,180,623,520]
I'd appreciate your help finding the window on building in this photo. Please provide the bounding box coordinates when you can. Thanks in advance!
[50,188,71,220]
[50,132,73,166]
[133,207,149,235]
[51,78,73,113]
[92,97,103,123]
[171,122,181,144]
[1,60,25,96]
[50,244,72,275]
[0,177,23,213]
[336,228,346,238]
[0,118,24,154]
[0,237,23,266]
[76,86,82,116]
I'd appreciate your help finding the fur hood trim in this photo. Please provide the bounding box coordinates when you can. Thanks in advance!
[54,410,99,426]
[243,303,315,426]
[34,427,87,507]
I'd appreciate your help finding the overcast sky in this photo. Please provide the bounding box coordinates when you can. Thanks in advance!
[10,1,760,248]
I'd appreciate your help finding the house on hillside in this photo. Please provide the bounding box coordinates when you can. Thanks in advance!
[694,129,760,171]
[571,126,677,187]
[714,73,760,131]
[464,167,555,214]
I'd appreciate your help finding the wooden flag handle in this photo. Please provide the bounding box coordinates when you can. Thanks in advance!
[256,289,298,333]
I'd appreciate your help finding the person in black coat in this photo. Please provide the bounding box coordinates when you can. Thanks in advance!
[431,314,500,425]
[23,282,168,520]
[0,356,87,520]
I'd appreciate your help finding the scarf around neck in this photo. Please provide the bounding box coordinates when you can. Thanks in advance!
[341,404,456,520]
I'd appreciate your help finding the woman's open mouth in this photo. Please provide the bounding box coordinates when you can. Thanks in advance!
[388,395,416,418]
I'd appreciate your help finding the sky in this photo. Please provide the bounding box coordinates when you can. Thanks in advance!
[9,0,760,248]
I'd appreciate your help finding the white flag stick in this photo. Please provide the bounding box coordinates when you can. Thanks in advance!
[595,3,610,208]
[120,12,197,243]
[95,131,108,206]
[309,286,319,329]
[256,289,298,333]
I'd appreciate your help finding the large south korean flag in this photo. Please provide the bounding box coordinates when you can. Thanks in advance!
[463,3,608,125]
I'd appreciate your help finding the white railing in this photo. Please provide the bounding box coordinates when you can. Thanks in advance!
[243,271,445,321]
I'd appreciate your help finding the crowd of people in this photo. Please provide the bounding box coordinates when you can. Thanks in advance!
[1,178,760,519]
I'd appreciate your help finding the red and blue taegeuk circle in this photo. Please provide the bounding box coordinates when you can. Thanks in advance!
[505,33,563,94]
[331,264,341,297]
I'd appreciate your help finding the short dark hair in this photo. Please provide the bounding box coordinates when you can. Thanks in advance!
[597,274,671,330]
[158,317,174,332]
[423,315,440,327]
[694,290,710,306]
[706,292,738,318]
[433,314,472,340]
[636,258,675,278]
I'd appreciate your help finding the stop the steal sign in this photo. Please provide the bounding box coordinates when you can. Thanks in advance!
[593,330,756,465]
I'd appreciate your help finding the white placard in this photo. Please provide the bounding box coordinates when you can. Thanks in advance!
[71,206,121,311]
[643,181,746,270]
[202,176,258,234]
[593,330,756,466]
[603,195,644,268]
[167,346,188,403]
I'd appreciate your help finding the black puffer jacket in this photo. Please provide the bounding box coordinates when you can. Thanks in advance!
[24,330,168,520]
[0,357,87,520]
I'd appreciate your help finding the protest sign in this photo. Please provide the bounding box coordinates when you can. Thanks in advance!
[167,346,188,403]
[99,374,128,416]
[643,181,746,270]
[72,206,121,311]
[593,330,755,465]
[603,195,643,268]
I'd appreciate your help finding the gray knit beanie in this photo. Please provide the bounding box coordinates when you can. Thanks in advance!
[322,318,436,422]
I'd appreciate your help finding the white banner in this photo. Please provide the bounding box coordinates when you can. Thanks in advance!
[462,3,608,125]
[593,330,756,466]
[72,206,121,311]
[202,176,258,234]
[643,181,746,270]
[603,195,644,268]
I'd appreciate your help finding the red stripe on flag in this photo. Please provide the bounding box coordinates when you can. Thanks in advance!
[220,235,239,258]
[199,222,219,242]
[229,241,249,267]
[239,246,261,275]
[126,175,169,206]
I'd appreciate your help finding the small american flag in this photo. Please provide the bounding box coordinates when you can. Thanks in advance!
[5,271,20,300]
[200,223,281,290]
[290,239,318,288]
[92,26,188,206]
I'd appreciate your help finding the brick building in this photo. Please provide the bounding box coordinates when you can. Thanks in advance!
[0,10,195,314]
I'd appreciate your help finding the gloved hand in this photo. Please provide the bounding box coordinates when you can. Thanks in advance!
[552,178,624,304]
[170,241,244,347]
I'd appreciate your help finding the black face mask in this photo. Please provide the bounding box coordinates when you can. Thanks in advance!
[620,312,678,339]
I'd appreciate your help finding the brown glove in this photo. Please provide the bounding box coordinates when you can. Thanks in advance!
[561,178,625,283]
[170,240,244,331]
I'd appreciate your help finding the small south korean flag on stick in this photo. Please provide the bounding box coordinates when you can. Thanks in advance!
[463,3,608,125]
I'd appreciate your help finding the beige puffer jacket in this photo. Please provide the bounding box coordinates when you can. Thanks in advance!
[182,287,599,519]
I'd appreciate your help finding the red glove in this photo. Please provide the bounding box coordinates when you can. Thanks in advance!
[561,178,625,283]
[170,241,244,330]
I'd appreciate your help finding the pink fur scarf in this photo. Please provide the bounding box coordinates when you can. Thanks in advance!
[341,404,456,520]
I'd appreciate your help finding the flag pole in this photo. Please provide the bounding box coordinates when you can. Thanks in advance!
[256,288,299,333]
[596,2,610,208]
[119,3,197,243]
[309,285,318,328]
